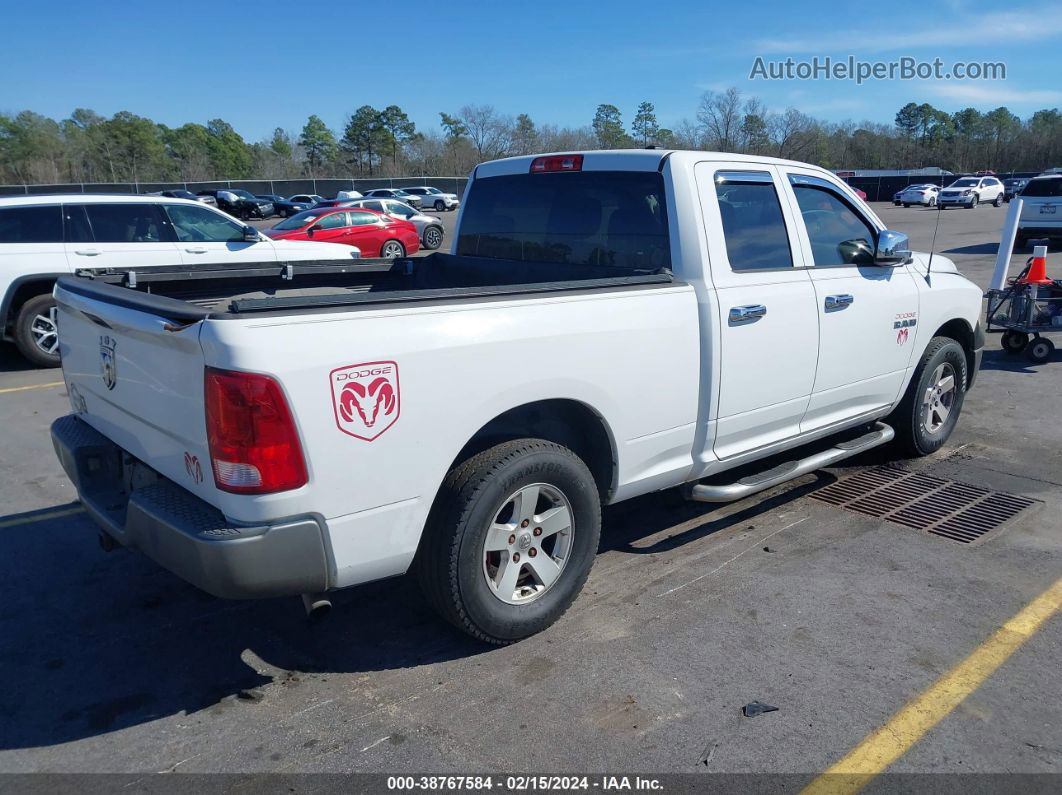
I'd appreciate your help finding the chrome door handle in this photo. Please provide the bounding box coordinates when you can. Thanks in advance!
[729,304,767,325]
[74,249,100,256]
[825,294,854,311]
[185,247,208,253]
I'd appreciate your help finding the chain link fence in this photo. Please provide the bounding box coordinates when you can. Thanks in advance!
[0,176,470,199]
[844,171,1043,202]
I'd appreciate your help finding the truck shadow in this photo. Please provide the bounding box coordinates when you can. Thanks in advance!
[0,440,893,751]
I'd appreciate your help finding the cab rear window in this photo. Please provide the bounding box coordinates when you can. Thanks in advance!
[456,171,670,271]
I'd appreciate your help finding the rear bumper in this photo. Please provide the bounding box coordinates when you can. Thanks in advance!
[1017,224,1062,238]
[50,415,330,599]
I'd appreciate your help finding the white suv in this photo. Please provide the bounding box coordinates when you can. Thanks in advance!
[400,186,461,211]
[0,194,363,367]
[1016,174,1062,248]
[938,176,1005,209]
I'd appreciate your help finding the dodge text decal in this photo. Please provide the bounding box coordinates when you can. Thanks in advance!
[330,361,400,441]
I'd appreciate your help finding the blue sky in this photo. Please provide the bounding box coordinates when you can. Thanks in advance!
[4,0,1060,140]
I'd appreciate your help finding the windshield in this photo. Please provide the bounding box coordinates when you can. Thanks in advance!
[456,171,670,271]
[1021,179,1062,197]
[950,179,979,188]
[273,210,325,230]
[230,189,255,200]
[426,188,441,194]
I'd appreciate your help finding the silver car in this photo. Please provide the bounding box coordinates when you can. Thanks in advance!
[347,198,445,250]
[896,184,940,207]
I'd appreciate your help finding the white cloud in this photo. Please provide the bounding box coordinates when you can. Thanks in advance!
[755,4,1062,54]
[925,83,1062,105]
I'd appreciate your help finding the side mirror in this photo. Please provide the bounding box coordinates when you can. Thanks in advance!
[305,226,316,237]
[875,229,911,266]
[243,226,260,242]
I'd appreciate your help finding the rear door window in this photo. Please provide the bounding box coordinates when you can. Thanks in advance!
[713,171,793,271]
[63,205,93,243]
[315,212,349,230]
[0,205,63,243]
[84,204,168,243]
[456,171,670,270]
[349,211,380,226]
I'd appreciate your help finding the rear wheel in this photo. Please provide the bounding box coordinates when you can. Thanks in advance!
[1001,330,1029,355]
[423,225,443,250]
[903,203,910,208]
[993,194,1003,207]
[889,337,968,456]
[415,438,601,644]
[381,240,405,259]
[14,294,61,368]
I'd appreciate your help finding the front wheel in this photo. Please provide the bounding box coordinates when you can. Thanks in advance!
[14,294,61,368]
[967,195,979,209]
[888,337,968,457]
[415,438,602,644]
[993,194,1003,207]
[434,200,446,211]
[380,240,405,259]
[1026,337,1055,364]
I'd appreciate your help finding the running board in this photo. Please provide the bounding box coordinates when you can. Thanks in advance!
[684,422,895,504]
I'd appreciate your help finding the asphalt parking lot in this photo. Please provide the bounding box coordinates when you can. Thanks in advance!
[1,202,1060,779]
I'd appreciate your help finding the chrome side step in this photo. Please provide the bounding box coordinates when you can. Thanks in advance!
[684,422,895,504]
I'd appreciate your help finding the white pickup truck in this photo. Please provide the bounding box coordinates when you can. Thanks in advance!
[50,150,984,644]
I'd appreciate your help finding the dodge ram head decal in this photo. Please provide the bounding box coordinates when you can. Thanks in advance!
[330,361,400,441]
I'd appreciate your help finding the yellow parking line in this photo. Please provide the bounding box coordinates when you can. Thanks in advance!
[0,506,84,529]
[0,381,64,395]
[803,575,1062,795]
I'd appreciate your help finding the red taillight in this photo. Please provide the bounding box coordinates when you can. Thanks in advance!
[204,367,308,494]
[530,154,583,173]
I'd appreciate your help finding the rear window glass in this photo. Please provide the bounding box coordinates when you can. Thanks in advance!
[456,171,670,270]
[0,205,62,243]
[84,204,166,243]
[1021,179,1062,197]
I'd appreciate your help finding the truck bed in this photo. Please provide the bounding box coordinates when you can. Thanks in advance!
[59,253,674,322]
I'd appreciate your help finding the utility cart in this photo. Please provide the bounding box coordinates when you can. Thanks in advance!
[985,244,1062,364]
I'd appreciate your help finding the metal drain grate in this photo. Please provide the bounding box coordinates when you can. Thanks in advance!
[811,466,1036,543]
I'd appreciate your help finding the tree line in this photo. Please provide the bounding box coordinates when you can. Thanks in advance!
[2,90,1060,185]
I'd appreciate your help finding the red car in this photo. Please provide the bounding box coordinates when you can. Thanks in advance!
[264,207,420,258]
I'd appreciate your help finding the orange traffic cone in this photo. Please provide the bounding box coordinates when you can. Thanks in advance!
[1018,245,1053,286]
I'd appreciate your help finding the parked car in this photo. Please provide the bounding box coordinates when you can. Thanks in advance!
[310,198,359,209]
[361,188,423,209]
[156,189,217,207]
[256,194,309,218]
[264,207,420,258]
[289,194,325,206]
[49,149,983,643]
[345,198,445,250]
[852,187,867,201]
[0,194,362,366]
[938,176,1004,209]
[896,184,941,207]
[1015,174,1062,248]
[1003,178,1029,202]
[400,186,461,212]
[975,170,997,177]
[335,190,363,200]
[197,189,274,220]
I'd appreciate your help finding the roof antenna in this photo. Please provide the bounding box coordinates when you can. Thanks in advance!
[924,189,943,284]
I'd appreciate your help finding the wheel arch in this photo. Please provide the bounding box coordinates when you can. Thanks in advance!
[930,317,977,386]
[1,274,64,338]
[443,398,618,505]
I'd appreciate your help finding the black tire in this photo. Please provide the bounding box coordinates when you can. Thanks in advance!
[1001,330,1029,355]
[993,194,1003,207]
[1015,236,1028,250]
[423,225,444,250]
[903,203,910,208]
[415,438,602,644]
[14,294,61,368]
[893,201,901,206]
[434,200,446,211]
[888,337,968,457]
[967,195,978,209]
[1025,337,1054,364]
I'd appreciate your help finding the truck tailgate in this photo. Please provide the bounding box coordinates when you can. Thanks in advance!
[54,278,213,499]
